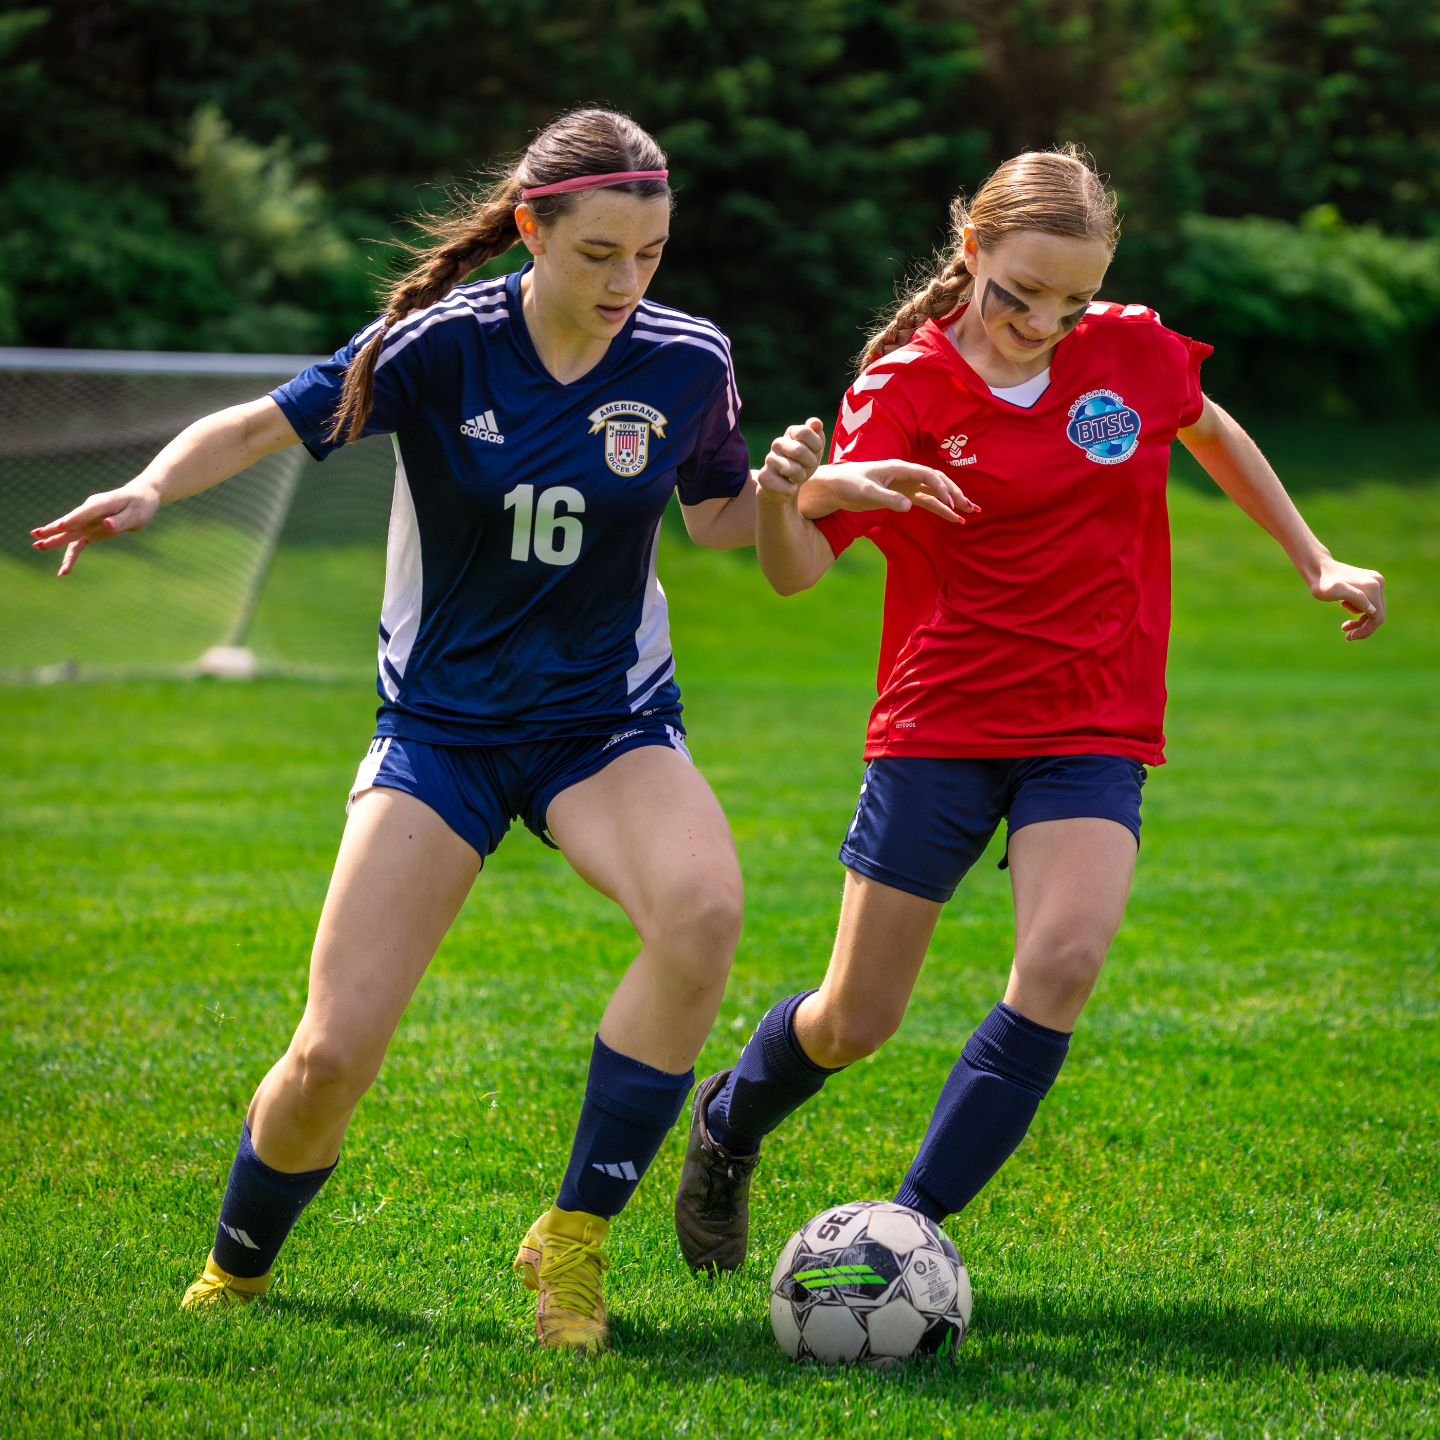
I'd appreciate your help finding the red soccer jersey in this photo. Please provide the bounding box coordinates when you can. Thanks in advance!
[817,303,1212,765]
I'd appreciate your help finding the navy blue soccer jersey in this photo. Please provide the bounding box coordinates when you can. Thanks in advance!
[271,266,750,744]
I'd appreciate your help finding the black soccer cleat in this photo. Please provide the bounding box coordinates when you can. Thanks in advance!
[674,1070,761,1273]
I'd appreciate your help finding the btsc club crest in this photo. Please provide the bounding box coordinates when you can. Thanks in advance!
[1066,389,1142,465]
[588,401,669,477]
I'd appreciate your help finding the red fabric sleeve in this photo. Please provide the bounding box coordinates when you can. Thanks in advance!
[813,364,922,556]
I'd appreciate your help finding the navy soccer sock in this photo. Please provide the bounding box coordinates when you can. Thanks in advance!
[211,1124,337,1279]
[556,1035,694,1219]
[706,990,844,1156]
[894,1002,1070,1222]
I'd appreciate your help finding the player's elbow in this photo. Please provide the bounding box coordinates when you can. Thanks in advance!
[760,557,825,597]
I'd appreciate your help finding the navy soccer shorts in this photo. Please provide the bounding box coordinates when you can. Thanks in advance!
[839,754,1148,903]
[347,720,691,858]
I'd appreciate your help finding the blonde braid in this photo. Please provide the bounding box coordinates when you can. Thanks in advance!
[857,254,971,372]
[856,152,1117,378]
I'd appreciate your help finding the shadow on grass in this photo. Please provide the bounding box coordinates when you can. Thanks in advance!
[207,1285,1435,1405]
[610,1289,1437,1397]
[262,1293,516,1348]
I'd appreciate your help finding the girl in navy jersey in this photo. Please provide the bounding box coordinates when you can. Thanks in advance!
[30,107,938,1352]
[674,145,1387,1272]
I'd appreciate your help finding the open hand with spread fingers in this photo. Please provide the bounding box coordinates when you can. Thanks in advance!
[30,481,160,577]
[800,459,981,524]
[1310,557,1386,641]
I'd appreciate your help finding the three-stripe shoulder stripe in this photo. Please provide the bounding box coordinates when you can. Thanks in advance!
[633,303,740,426]
[366,281,510,372]
[637,299,732,351]
[354,277,509,348]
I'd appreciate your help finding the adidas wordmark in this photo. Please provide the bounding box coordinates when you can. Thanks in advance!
[460,410,506,444]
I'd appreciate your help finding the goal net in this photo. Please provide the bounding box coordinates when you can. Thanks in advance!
[1,348,395,682]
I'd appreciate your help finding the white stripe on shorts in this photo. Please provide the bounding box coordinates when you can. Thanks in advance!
[347,736,392,815]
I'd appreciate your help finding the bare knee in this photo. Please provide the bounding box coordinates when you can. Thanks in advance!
[281,1034,382,1120]
[801,996,905,1069]
[638,877,742,985]
[1010,933,1110,1027]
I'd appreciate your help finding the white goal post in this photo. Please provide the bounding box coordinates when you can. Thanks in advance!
[1,348,395,683]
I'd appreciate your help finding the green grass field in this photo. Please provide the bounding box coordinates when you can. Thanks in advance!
[3,474,1438,1438]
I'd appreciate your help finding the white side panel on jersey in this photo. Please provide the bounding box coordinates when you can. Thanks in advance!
[377,442,423,702]
[625,525,675,712]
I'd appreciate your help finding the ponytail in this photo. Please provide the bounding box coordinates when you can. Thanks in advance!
[326,107,670,444]
[325,179,524,445]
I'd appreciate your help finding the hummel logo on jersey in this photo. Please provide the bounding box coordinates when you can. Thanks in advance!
[460,409,506,444]
[591,1160,639,1181]
[220,1222,260,1250]
[940,434,977,467]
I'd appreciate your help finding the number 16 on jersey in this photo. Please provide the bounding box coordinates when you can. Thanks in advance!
[504,484,586,566]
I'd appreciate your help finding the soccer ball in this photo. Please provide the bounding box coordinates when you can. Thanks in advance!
[769,1200,971,1368]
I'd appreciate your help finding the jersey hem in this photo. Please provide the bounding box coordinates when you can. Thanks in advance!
[375,707,686,749]
[862,736,1167,766]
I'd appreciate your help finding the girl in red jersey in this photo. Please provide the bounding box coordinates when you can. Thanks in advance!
[674,145,1387,1272]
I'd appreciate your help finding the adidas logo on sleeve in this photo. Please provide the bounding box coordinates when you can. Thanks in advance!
[460,409,506,444]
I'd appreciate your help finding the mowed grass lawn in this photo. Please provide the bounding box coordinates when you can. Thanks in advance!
[3,473,1437,1438]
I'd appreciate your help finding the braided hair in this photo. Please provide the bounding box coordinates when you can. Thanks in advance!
[858,145,1118,373]
[327,108,670,444]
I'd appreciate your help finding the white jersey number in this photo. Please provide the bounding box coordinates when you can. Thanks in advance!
[502,484,586,567]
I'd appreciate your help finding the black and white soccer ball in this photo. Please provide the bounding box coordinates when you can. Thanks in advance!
[769,1200,971,1368]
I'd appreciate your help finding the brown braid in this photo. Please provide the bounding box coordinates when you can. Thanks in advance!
[857,145,1118,375]
[326,109,670,444]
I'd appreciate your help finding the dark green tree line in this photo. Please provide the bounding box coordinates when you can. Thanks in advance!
[2,0,1436,417]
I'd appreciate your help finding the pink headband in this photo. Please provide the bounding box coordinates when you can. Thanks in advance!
[520,169,669,200]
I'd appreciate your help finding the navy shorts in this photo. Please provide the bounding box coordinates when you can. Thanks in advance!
[347,720,691,858]
[839,755,1147,903]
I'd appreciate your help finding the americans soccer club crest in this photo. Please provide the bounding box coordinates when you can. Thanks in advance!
[588,401,669,477]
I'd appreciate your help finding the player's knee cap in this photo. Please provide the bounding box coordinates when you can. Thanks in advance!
[664,884,743,964]
[292,1038,378,1109]
[814,1008,899,1067]
[1020,937,1106,1003]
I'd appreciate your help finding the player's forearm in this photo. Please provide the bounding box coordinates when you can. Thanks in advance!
[1180,403,1329,587]
[136,398,300,508]
[680,483,758,551]
[755,487,834,595]
[796,473,847,522]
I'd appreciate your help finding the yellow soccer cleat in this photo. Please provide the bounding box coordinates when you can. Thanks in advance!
[180,1252,271,1310]
[513,1205,611,1353]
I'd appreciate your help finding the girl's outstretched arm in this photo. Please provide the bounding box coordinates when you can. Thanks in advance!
[30,397,300,575]
[1178,397,1386,641]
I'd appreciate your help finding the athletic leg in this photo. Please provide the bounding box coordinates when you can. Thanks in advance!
[678,871,941,1269]
[512,745,742,1345]
[716,870,943,1148]
[894,816,1137,1220]
[544,744,744,1214]
[186,789,480,1304]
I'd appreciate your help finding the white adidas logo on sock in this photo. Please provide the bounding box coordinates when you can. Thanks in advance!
[220,1221,260,1249]
[591,1160,639,1181]
[460,409,506,445]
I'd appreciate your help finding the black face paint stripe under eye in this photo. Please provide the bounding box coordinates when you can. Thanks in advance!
[1060,306,1086,330]
[981,279,1028,319]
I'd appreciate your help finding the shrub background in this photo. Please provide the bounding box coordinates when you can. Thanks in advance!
[3,0,1437,421]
